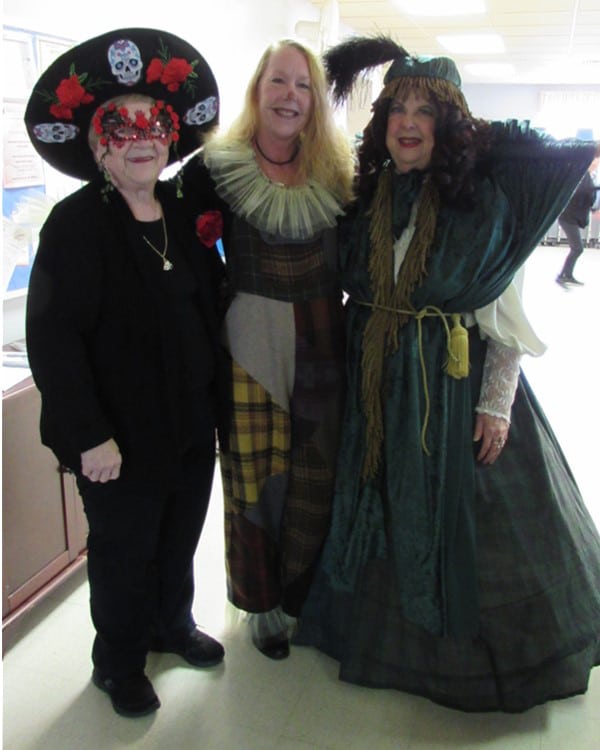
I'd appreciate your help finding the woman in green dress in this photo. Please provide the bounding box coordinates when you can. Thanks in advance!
[295,36,600,712]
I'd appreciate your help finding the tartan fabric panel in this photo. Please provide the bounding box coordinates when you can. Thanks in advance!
[281,440,335,584]
[256,239,333,299]
[221,359,339,615]
[228,219,338,302]
[220,364,289,612]
[222,360,290,508]
[224,508,281,613]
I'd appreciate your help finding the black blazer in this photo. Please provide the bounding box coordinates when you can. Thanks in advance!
[26,178,228,489]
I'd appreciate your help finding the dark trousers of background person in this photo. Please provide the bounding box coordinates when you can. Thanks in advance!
[558,217,585,278]
[78,435,216,679]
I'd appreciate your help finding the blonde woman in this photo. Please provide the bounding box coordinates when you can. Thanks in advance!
[179,39,354,659]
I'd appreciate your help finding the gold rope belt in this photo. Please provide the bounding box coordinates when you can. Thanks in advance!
[353,298,469,455]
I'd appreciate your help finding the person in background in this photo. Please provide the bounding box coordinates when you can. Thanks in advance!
[556,157,599,286]
[179,39,355,659]
[24,28,227,718]
[295,36,600,712]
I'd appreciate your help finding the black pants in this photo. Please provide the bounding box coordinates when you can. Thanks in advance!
[558,218,585,277]
[78,436,216,677]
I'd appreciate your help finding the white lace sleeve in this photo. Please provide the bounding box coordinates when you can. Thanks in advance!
[475,339,521,423]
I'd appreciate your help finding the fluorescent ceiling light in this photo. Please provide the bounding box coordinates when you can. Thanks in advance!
[393,0,485,15]
[437,34,505,54]
[464,63,516,78]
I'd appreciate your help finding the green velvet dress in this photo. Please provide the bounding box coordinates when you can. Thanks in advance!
[295,122,600,712]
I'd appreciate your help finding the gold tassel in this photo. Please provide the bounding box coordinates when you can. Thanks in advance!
[445,313,469,379]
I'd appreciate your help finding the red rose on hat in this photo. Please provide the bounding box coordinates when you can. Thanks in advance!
[146,58,164,84]
[49,73,95,120]
[146,57,194,92]
[162,59,194,91]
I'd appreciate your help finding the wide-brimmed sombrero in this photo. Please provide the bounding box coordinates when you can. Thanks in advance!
[24,27,219,181]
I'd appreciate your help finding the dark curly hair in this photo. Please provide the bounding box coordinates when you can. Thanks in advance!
[357,83,493,210]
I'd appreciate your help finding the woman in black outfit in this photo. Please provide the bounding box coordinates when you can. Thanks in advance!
[25,28,227,718]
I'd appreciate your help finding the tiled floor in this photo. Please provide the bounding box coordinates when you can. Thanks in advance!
[3,244,600,750]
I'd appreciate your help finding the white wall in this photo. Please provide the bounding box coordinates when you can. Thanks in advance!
[463,83,600,125]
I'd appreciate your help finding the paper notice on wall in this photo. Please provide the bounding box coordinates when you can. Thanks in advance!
[3,99,45,188]
[2,216,32,295]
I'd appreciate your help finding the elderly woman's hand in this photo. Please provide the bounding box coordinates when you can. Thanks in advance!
[473,412,509,465]
[81,438,122,482]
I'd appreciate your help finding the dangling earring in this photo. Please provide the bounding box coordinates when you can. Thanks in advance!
[98,151,114,203]
[175,171,183,199]
[100,168,114,202]
[171,143,184,199]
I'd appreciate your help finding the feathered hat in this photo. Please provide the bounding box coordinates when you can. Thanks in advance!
[24,27,219,181]
[324,35,470,116]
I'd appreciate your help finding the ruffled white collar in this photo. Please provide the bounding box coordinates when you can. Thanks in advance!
[203,141,345,240]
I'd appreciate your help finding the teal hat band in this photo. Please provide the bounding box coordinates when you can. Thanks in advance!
[384,56,462,89]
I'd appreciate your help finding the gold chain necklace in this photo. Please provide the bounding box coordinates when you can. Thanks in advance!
[142,214,173,271]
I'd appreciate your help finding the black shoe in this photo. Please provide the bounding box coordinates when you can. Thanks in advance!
[92,669,160,718]
[248,608,290,660]
[152,628,225,667]
[255,637,290,660]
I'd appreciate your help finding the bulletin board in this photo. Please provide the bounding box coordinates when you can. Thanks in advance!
[2,26,81,298]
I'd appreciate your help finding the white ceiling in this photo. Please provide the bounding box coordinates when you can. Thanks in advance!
[308,0,600,85]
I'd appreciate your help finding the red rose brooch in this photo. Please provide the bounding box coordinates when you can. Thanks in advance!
[196,210,223,247]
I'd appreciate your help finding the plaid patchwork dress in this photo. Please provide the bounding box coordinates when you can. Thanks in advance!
[220,215,345,616]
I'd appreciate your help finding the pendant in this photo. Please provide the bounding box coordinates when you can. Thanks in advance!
[163,259,173,271]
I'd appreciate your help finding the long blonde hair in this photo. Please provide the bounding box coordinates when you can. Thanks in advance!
[213,39,354,204]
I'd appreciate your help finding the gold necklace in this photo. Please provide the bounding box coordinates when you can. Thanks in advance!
[142,214,173,271]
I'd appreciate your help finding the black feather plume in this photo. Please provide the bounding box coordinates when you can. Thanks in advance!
[323,35,408,105]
